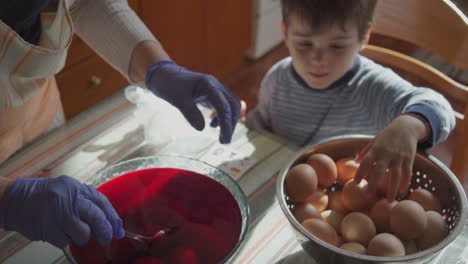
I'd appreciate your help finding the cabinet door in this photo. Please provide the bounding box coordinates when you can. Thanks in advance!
[141,0,206,73]
[57,0,141,118]
[205,0,253,79]
[56,56,128,118]
[141,0,253,78]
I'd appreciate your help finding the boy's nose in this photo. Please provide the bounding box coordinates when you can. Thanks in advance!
[310,48,325,63]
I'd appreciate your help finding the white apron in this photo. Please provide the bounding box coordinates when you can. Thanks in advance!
[0,0,73,163]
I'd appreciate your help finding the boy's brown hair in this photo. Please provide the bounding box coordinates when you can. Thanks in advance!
[281,0,378,40]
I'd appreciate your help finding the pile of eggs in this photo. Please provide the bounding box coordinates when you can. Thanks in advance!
[286,153,449,257]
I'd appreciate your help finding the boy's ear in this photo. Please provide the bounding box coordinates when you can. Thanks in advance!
[281,22,287,37]
[360,28,372,51]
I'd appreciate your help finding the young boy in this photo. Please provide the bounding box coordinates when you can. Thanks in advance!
[246,0,455,201]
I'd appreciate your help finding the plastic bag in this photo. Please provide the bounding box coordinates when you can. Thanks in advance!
[125,86,217,153]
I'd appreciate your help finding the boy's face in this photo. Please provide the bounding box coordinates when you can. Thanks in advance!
[282,15,370,89]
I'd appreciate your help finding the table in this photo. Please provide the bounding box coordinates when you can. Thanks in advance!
[0,88,467,264]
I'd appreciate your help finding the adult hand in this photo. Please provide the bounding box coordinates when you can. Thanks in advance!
[146,60,241,144]
[0,176,124,248]
[353,115,425,201]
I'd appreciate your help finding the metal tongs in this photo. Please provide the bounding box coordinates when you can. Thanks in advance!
[125,227,174,252]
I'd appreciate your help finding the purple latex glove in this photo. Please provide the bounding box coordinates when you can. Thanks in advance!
[0,176,124,248]
[145,60,241,144]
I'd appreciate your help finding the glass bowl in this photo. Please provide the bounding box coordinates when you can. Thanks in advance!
[64,154,250,264]
[276,135,467,264]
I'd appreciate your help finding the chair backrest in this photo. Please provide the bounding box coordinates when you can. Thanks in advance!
[371,0,468,71]
[361,45,468,184]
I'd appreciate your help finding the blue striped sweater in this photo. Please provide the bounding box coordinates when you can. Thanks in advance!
[247,55,456,148]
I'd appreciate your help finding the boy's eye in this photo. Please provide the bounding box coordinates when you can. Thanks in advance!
[330,45,345,50]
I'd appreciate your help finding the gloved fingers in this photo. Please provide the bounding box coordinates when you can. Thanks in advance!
[221,87,241,132]
[77,197,114,246]
[63,217,92,246]
[210,117,220,127]
[199,100,213,109]
[201,84,233,143]
[178,101,206,131]
[47,230,72,249]
[209,93,232,143]
[85,186,124,239]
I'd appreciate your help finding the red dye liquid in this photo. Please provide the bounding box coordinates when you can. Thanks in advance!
[70,168,242,264]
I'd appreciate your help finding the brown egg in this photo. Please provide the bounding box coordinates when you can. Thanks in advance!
[342,179,376,212]
[302,218,340,246]
[307,153,337,188]
[416,211,448,250]
[286,164,318,202]
[341,212,376,246]
[370,199,397,233]
[340,242,367,255]
[390,200,427,240]
[336,157,359,184]
[321,210,345,234]
[306,190,328,212]
[292,203,322,223]
[409,188,442,213]
[368,233,405,257]
[328,191,348,213]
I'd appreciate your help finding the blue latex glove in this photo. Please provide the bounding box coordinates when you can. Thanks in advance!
[0,176,124,248]
[145,60,241,144]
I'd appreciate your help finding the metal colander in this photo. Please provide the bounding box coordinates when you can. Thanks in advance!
[276,135,468,264]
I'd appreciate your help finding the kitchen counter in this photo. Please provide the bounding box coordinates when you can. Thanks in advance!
[0,87,467,264]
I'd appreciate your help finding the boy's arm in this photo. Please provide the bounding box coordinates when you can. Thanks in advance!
[246,107,271,131]
[353,59,456,201]
[245,72,274,131]
[360,61,455,147]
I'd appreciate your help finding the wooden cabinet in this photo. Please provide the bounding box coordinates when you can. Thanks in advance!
[57,0,252,119]
[56,56,128,118]
[204,0,253,79]
[141,0,252,80]
[57,0,140,119]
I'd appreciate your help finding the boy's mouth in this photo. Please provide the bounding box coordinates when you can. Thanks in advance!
[309,72,329,78]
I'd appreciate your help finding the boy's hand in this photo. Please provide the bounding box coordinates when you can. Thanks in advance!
[353,115,427,201]
[210,100,247,123]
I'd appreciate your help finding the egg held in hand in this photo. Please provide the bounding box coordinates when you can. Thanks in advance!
[342,179,376,212]
[286,163,318,202]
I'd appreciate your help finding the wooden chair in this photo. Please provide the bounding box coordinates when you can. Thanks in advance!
[370,0,468,71]
[361,45,468,184]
